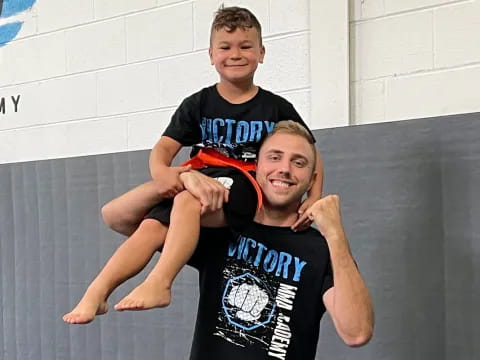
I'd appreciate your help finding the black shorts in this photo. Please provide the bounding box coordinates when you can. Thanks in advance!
[145,166,257,231]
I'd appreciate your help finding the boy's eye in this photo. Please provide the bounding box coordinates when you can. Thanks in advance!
[220,46,230,50]
[241,45,252,49]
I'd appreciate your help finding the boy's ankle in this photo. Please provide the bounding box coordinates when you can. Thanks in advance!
[86,284,109,299]
[145,274,172,290]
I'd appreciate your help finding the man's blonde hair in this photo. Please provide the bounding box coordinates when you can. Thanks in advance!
[271,120,314,143]
[259,120,317,165]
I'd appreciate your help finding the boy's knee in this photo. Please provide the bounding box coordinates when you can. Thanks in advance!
[101,203,116,227]
[101,203,137,236]
[173,191,201,210]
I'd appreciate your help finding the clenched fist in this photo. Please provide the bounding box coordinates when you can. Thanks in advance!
[307,195,346,241]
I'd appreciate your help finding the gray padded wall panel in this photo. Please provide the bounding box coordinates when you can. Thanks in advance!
[316,120,445,360]
[0,152,197,360]
[440,119,480,359]
[1,113,479,359]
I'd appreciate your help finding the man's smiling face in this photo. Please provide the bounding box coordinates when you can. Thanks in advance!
[256,132,316,211]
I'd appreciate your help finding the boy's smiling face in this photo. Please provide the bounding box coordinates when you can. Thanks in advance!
[209,26,265,85]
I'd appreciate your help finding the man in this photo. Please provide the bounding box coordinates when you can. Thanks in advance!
[179,121,373,359]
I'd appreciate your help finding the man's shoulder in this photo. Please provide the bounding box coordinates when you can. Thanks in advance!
[199,226,235,242]
[293,225,326,242]
[302,225,323,237]
[246,222,324,240]
[243,223,329,262]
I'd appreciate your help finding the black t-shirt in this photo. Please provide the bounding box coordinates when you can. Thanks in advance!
[189,223,334,360]
[162,85,312,159]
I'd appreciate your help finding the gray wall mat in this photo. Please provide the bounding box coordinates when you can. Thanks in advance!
[316,119,445,360]
[1,113,479,359]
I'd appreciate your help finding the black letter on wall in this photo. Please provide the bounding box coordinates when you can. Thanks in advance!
[0,98,5,114]
[11,95,20,112]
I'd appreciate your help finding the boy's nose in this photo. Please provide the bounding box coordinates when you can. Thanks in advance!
[229,48,241,59]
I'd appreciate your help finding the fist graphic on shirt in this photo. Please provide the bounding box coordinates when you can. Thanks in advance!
[227,283,269,321]
[222,272,276,330]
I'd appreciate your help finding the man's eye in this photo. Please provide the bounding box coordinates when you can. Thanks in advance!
[269,155,280,161]
[294,160,306,167]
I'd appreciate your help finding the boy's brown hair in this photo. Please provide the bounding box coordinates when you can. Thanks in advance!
[210,6,262,45]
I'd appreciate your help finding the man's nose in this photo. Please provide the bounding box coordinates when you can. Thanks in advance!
[278,159,292,175]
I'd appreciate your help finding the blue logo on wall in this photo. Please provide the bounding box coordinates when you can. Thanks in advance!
[0,0,37,47]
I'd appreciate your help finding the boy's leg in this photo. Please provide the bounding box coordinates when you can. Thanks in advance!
[101,181,166,236]
[114,167,253,311]
[115,190,218,311]
[62,219,168,324]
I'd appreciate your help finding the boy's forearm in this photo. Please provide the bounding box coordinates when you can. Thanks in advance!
[149,136,182,179]
[149,147,172,179]
[310,150,324,197]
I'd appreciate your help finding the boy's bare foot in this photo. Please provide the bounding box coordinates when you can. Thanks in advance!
[114,279,171,311]
[63,290,108,324]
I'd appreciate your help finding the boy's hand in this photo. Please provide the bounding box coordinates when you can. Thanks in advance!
[291,192,322,232]
[153,165,191,198]
[179,170,229,214]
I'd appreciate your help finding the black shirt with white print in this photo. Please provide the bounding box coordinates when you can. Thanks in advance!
[188,223,334,360]
[162,85,312,160]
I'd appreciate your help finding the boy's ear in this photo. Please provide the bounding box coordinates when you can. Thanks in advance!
[209,47,214,65]
[259,45,266,64]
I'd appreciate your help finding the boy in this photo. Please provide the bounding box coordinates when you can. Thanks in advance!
[63,6,323,324]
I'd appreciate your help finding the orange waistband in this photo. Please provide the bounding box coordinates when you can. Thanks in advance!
[181,148,262,211]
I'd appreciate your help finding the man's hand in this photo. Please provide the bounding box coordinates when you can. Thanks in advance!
[306,195,346,242]
[179,170,229,214]
[153,165,191,198]
[291,192,322,232]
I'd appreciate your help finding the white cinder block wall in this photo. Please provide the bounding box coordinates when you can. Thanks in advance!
[1,0,479,164]
[351,0,480,125]
[0,0,310,163]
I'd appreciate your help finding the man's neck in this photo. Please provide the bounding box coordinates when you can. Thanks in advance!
[216,81,258,104]
[254,203,300,228]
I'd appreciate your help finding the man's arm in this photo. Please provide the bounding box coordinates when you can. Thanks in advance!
[101,136,188,236]
[308,195,374,347]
